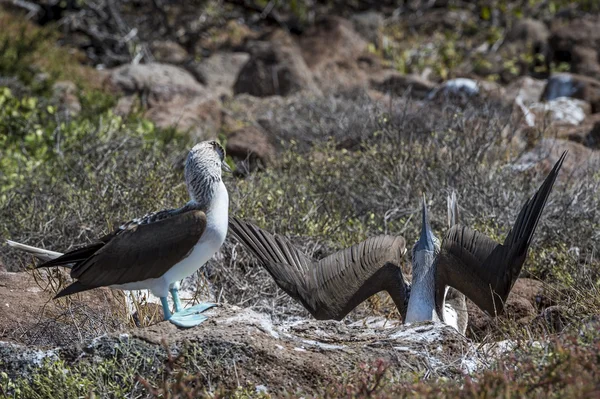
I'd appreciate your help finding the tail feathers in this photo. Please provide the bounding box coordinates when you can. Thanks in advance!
[53,281,94,299]
[5,240,63,262]
[37,243,104,269]
[447,191,459,228]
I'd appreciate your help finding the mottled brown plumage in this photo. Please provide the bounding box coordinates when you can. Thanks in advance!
[228,217,409,321]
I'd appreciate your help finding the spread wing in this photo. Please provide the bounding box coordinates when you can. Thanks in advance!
[442,191,468,333]
[435,151,565,316]
[229,217,409,321]
[37,207,207,298]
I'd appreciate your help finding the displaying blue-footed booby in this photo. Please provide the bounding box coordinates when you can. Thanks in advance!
[229,152,565,332]
[6,140,231,328]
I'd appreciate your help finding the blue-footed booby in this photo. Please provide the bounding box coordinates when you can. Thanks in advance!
[228,152,565,332]
[6,140,231,328]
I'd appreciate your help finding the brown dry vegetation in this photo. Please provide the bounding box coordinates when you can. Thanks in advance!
[0,1,599,398]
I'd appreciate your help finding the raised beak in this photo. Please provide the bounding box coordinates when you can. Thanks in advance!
[222,161,232,173]
[417,194,435,252]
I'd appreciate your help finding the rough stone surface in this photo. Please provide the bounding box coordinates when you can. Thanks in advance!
[554,113,600,148]
[106,63,220,139]
[226,125,276,170]
[350,11,384,46]
[542,73,600,113]
[528,97,591,126]
[194,52,250,97]
[370,71,435,99]
[299,16,371,92]
[505,18,549,48]
[234,30,320,97]
[513,138,600,180]
[467,278,546,338]
[146,93,222,140]
[505,76,547,105]
[429,78,506,103]
[150,40,189,64]
[106,63,204,101]
[549,15,600,80]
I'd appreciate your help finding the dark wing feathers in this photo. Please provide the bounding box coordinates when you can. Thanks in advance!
[312,235,408,320]
[47,209,207,298]
[229,217,409,321]
[443,191,469,334]
[37,243,104,268]
[228,217,311,301]
[435,152,565,316]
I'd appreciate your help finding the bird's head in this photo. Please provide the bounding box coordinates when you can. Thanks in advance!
[185,140,231,203]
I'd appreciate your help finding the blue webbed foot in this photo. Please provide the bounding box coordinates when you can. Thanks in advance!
[169,303,216,328]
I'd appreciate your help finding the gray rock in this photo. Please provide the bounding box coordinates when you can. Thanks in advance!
[234,30,319,97]
[542,73,600,112]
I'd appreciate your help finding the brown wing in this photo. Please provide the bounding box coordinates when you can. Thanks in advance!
[48,209,206,298]
[443,191,468,333]
[229,217,409,321]
[435,151,565,316]
[72,210,206,286]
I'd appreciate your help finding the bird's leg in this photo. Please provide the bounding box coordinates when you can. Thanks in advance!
[170,287,183,313]
[160,297,172,321]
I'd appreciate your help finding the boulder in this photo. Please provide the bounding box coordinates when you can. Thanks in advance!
[145,94,222,140]
[542,73,600,113]
[549,15,600,80]
[106,63,221,139]
[505,76,547,105]
[513,138,600,180]
[527,97,590,126]
[149,40,189,64]
[193,52,250,97]
[298,16,371,92]
[226,125,276,171]
[350,11,384,47]
[467,278,547,338]
[106,63,204,101]
[233,30,319,97]
[369,71,435,99]
[554,113,600,148]
[505,18,549,50]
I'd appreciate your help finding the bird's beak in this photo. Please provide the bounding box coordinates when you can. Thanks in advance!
[417,194,435,252]
[221,161,232,173]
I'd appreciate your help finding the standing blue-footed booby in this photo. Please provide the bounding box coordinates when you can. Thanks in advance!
[6,140,231,328]
[228,152,565,332]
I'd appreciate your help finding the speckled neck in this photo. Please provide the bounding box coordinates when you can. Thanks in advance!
[184,150,222,210]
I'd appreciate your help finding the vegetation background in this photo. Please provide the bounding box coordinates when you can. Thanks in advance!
[0,0,599,397]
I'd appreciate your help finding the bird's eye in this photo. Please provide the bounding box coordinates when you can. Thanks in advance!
[212,141,225,161]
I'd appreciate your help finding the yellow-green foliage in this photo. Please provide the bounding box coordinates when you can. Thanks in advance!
[0,11,100,93]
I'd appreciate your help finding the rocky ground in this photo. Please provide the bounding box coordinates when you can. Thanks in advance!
[0,1,599,397]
